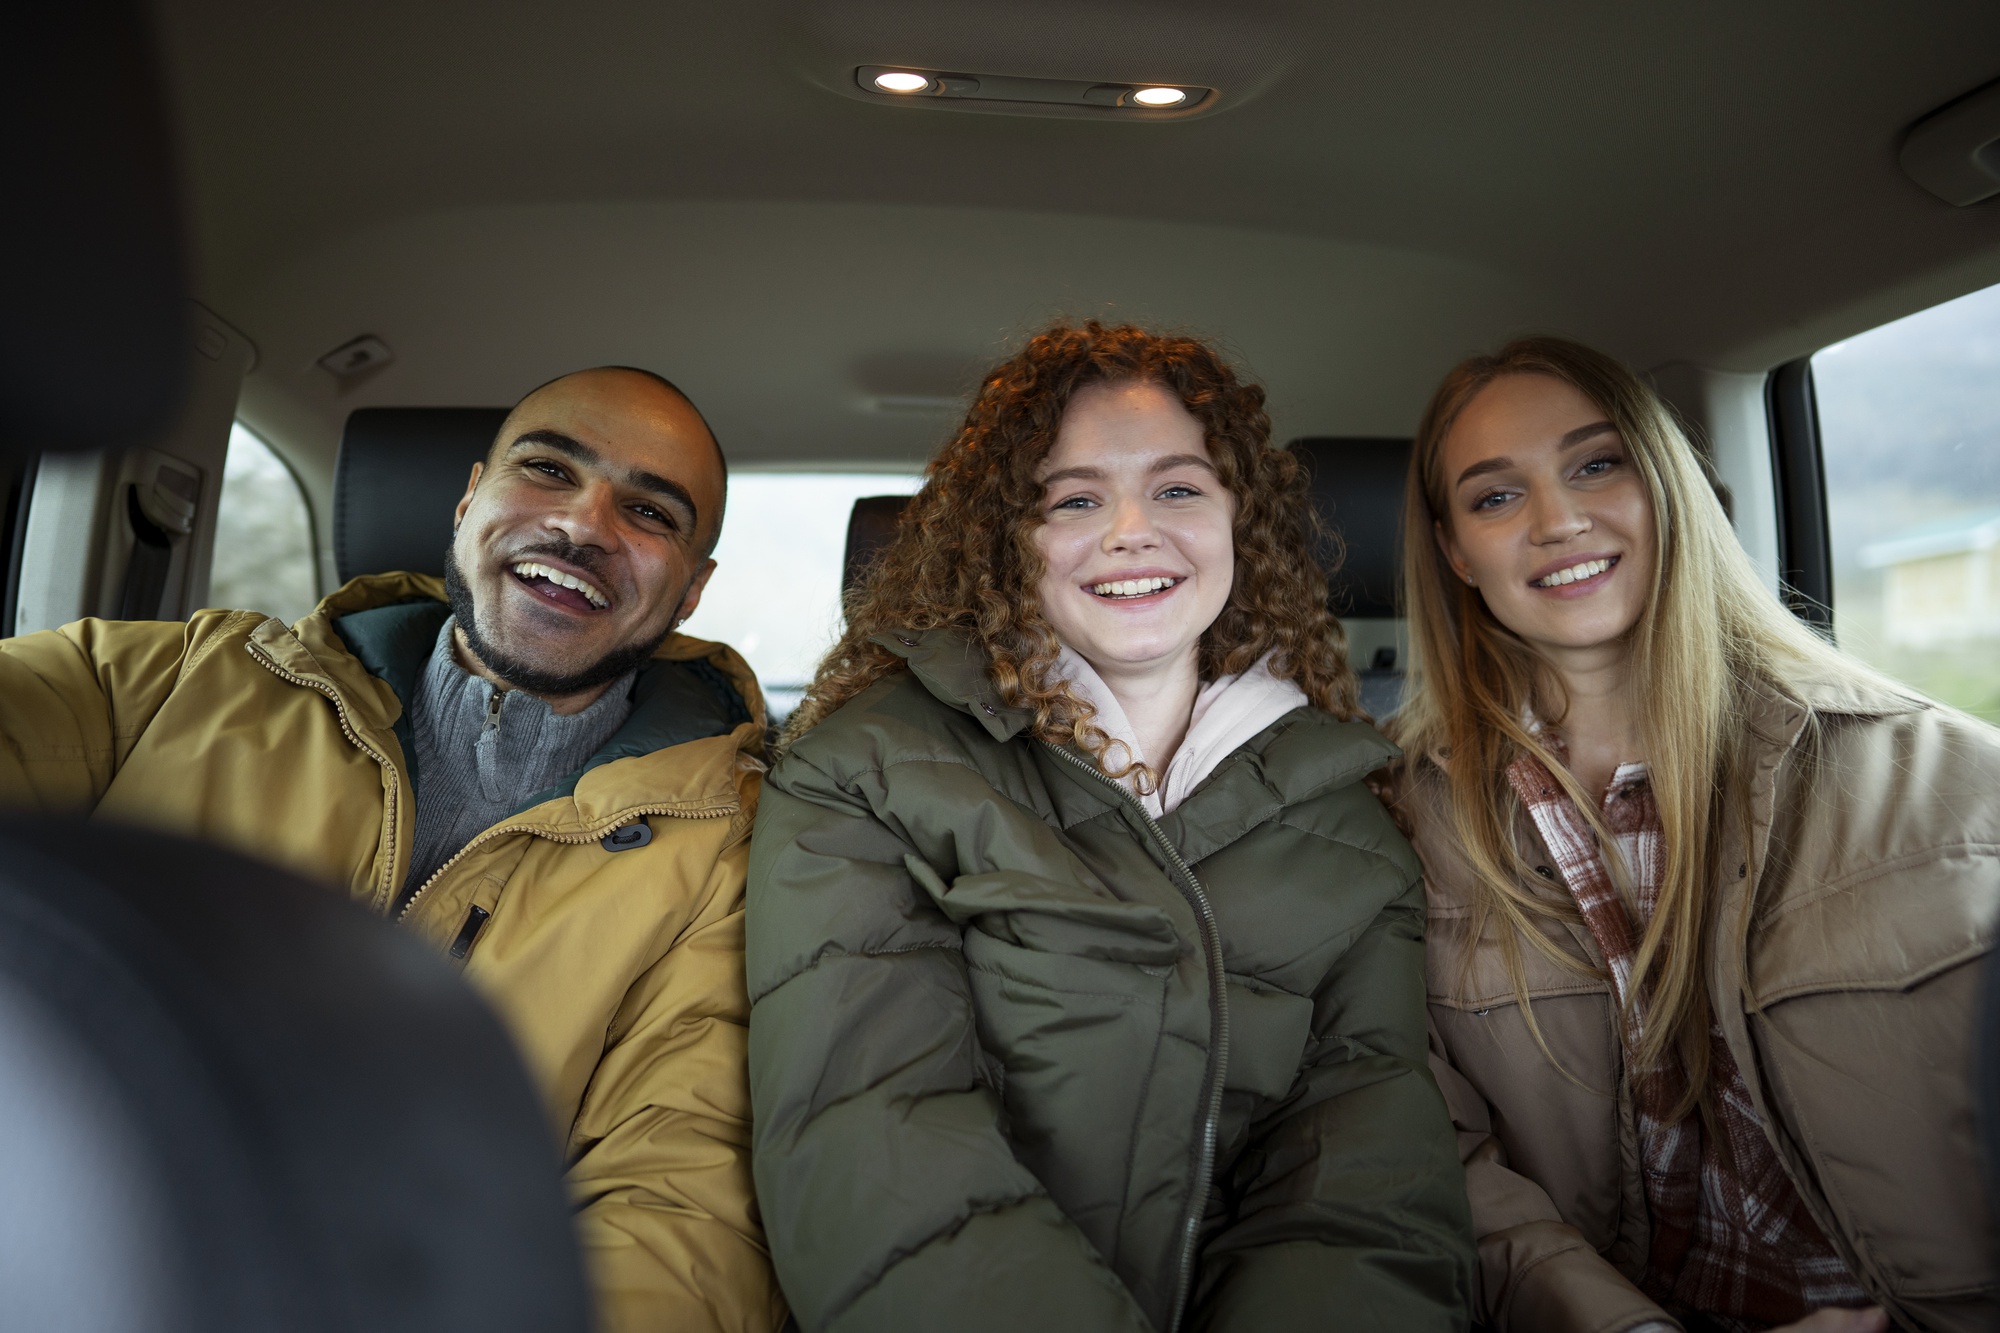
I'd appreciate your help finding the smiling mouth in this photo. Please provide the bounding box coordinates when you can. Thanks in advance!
[1534,556,1617,589]
[1088,576,1182,600]
[510,560,610,612]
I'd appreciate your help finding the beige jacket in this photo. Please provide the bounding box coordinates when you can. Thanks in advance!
[0,574,787,1333]
[1392,672,2000,1333]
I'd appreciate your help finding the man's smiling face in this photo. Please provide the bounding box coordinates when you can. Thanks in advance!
[445,368,725,708]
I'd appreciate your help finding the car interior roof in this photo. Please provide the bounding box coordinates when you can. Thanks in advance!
[153,0,2000,487]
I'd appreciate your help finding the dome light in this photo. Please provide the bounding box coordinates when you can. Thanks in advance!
[1131,86,1188,107]
[873,71,932,94]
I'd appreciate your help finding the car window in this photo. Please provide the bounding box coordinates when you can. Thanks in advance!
[679,472,925,718]
[1814,278,2000,724]
[209,422,320,624]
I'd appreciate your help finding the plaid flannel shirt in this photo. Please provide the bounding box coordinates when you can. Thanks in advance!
[1506,748,1866,1331]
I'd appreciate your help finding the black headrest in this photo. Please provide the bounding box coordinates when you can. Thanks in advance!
[0,818,590,1331]
[844,495,913,595]
[1289,437,1412,619]
[2,1,189,460]
[335,408,509,583]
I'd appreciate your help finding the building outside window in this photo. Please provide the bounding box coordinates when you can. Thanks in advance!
[1815,277,2000,724]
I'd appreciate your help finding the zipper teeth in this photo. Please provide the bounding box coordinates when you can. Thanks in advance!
[1043,742,1229,1333]
[250,643,404,912]
[393,800,731,923]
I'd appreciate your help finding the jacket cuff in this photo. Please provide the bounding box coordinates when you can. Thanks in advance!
[1489,1221,1678,1333]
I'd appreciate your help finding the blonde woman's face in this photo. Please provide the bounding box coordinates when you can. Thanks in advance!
[1033,381,1237,683]
[1434,373,1656,668]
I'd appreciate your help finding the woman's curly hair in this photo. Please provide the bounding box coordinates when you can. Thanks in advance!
[782,321,1360,771]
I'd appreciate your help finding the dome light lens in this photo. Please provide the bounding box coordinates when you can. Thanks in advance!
[874,71,932,94]
[1131,86,1188,107]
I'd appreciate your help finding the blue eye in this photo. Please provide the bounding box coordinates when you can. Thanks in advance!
[1052,494,1096,510]
[1577,454,1619,477]
[1158,484,1200,500]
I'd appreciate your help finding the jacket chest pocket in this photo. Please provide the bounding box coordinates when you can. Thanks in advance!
[1427,919,1628,1255]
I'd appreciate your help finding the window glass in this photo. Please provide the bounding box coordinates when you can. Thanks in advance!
[1815,279,2000,723]
[209,422,320,624]
[679,472,925,718]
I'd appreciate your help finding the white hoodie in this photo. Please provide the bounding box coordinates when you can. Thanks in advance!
[1056,647,1309,817]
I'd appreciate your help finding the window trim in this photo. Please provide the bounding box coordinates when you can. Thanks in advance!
[1764,358,1834,631]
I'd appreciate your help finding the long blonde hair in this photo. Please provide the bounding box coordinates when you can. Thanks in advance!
[1390,336,1865,1114]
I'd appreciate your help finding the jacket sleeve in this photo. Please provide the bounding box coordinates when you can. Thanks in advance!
[0,615,240,811]
[745,753,1153,1333]
[564,817,788,1333]
[1189,863,1479,1333]
[1427,1024,1677,1333]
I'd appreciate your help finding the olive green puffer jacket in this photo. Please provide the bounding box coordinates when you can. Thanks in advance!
[746,631,1475,1333]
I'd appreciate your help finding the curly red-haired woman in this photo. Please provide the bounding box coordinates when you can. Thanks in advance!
[745,322,1475,1333]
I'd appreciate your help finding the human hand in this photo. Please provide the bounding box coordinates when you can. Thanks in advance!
[1767,1308,1889,1333]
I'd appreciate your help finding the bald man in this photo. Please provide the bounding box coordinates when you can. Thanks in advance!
[0,368,787,1333]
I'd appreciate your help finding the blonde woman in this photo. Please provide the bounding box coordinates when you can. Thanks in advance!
[1384,336,2000,1333]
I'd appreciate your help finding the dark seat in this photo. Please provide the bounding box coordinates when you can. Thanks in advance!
[1287,437,1412,717]
[334,407,509,582]
[842,494,913,595]
[0,818,592,1333]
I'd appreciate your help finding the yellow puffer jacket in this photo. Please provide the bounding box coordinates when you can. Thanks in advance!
[0,572,786,1333]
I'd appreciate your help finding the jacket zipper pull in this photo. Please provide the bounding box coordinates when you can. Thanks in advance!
[483,690,504,734]
[449,904,491,959]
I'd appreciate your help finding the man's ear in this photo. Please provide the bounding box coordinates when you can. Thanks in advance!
[1434,518,1475,587]
[453,461,483,530]
[672,558,719,629]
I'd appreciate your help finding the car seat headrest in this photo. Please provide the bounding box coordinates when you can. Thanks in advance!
[335,407,509,584]
[843,495,913,596]
[0,817,591,1332]
[1287,437,1412,620]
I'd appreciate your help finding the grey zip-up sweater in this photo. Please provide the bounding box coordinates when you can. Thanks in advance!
[404,618,636,892]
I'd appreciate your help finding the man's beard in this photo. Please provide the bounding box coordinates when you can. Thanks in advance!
[444,542,677,696]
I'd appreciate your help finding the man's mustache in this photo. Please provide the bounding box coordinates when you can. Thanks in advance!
[498,538,610,585]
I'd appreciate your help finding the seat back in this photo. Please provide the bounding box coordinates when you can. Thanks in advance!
[334,408,509,583]
[842,495,913,596]
[1287,437,1411,621]
[1289,437,1413,716]
[0,818,591,1333]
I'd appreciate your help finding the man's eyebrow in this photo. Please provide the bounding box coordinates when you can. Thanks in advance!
[507,429,599,466]
[506,430,700,531]
[624,468,699,528]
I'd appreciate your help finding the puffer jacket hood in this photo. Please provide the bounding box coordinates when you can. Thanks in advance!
[0,574,787,1333]
[747,629,1477,1333]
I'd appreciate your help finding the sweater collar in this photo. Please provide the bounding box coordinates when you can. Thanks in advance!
[253,573,763,815]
